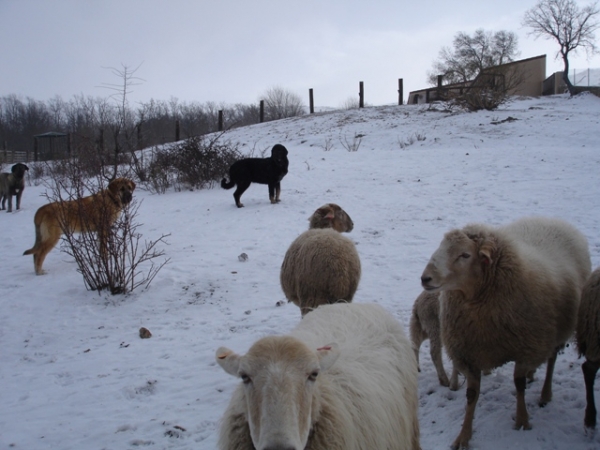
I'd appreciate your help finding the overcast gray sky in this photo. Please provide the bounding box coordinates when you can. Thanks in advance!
[1,0,599,108]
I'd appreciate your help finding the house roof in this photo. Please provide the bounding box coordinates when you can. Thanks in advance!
[34,131,68,138]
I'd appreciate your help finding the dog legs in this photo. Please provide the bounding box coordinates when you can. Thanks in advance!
[16,190,23,211]
[24,224,62,275]
[33,235,60,275]
[6,194,13,212]
[269,182,282,204]
[2,190,24,212]
[1,189,14,212]
[233,180,251,208]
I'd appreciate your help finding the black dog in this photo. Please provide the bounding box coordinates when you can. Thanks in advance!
[0,162,29,212]
[221,144,289,208]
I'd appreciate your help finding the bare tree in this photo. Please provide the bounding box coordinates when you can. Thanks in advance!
[99,63,145,177]
[523,0,600,94]
[428,29,520,86]
[261,86,305,121]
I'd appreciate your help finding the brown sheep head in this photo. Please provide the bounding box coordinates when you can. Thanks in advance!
[308,203,354,232]
[216,336,340,449]
[421,228,496,297]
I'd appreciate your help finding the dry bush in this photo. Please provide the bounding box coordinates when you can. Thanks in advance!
[44,165,169,295]
[339,133,363,152]
[28,162,47,185]
[138,146,179,194]
[446,67,526,111]
[140,135,240,193]
[73,134,106,177]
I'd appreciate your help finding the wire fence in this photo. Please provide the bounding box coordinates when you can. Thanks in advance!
[571,68,600,86]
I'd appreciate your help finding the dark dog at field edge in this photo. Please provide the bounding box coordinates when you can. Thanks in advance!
[221,144,289,208]
[23,178,136,275]
[0,162,29,212]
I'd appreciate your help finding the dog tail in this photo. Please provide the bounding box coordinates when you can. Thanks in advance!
[23,243,38,256]
[221,178,235,190]
[23,224,42,255]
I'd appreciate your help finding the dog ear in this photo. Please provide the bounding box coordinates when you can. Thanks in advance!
[272,144,288,156]
[12,163,27,174]
[107,180,120,195]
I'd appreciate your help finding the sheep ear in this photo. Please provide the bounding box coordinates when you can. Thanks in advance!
[317,206,334,219]
[216,346,241,376]
[316,343,340,371]
[479,249,493,265]
[478,239,495,265]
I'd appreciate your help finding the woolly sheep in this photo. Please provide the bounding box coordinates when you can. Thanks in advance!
[576,267,600,430]
[216,302,421,450]
[420,216,591,449]
[308,203,354,232]
[410,290,459,390]
[280,227,361,316]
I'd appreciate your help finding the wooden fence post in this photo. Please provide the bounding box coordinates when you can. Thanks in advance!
[398,79,404,105]
[175,119,180,142]
[309,89,314,114]
[359,81,364,108]
[259,100,265,123]
[218,110,224,131]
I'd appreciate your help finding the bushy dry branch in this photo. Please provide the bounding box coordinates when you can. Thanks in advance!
[443,65,526,111]
[339,133,363,152]
[139,135,240,193]
[44,169,169,295]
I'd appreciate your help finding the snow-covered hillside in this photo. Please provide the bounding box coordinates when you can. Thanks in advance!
[1,93,599,450]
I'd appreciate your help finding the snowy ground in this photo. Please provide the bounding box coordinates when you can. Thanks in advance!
[1,93,600,450]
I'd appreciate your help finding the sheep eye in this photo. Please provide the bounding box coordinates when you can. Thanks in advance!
[240,373,252,384]
[460,253,471,259]
[308,371,319,382]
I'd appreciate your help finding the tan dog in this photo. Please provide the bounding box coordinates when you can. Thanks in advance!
[23,178,136,275]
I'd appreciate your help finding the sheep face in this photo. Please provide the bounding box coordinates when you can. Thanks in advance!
[421,230,490,294]
[308,203,354,232]
[216,336,340,450]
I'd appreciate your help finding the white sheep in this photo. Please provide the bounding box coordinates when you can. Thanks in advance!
[421,216,591,449]
[281,209,361,316]
[216,302,421,450]
[410,290,459,390]
[576,267,600,430]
